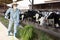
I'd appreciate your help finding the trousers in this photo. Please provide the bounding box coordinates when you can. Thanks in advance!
[8,20,18,35]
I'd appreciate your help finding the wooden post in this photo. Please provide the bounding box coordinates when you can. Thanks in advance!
[29,0,34,10]
[32,0,34,10]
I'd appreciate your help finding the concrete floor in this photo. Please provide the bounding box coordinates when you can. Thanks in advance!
[0,22,19,40]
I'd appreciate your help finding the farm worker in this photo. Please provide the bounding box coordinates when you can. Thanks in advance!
[5,2,20,37]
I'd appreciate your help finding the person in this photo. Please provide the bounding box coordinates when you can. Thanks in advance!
[5,2,20,37]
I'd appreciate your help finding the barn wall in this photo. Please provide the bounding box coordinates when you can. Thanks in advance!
[29,2,60,10]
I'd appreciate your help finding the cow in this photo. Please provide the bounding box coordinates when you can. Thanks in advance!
[23,10,38,22]
[47,12,60,29]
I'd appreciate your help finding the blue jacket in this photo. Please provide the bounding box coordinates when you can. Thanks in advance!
[5,8,20,23]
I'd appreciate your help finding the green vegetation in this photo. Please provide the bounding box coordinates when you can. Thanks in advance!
[0,15,55,40]
[0,15,8,27]
[20,25,33,40]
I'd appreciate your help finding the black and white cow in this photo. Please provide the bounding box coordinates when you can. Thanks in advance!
[48,11,60,28]
[23,10,38,22]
